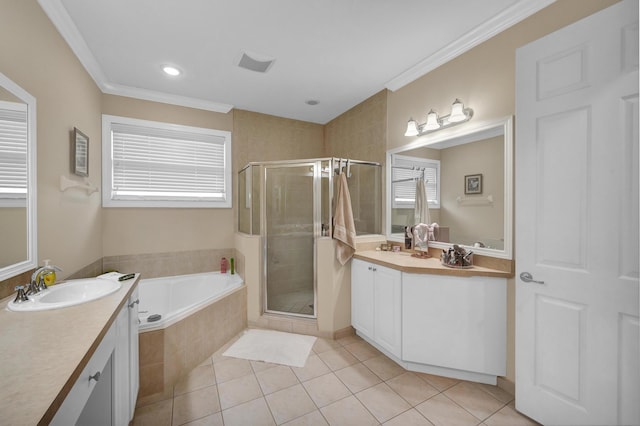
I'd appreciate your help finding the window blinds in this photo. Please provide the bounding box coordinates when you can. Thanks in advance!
[0,105,27,199]
[110,123,227,201]
[391,156,439,208]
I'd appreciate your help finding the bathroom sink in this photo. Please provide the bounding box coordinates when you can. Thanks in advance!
[7,277,121,312]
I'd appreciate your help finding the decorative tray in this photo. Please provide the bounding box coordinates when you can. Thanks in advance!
[441,262,474,269]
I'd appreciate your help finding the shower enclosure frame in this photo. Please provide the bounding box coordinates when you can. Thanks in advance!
[239,157,381,319]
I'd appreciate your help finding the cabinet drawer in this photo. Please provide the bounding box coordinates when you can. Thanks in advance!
[51,325,116,426]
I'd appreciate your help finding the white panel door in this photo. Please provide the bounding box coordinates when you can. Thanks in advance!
[515,1,639,425]
[373,264,402,358]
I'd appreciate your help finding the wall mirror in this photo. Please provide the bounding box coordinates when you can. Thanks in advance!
[386,116,513,259]
[0,72,37,280]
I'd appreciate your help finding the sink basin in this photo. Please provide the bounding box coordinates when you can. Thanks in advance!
[7,276,121,312]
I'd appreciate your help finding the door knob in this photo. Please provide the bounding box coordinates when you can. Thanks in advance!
[520,272,544,284]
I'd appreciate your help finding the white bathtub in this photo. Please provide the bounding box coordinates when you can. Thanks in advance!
[138,271,244,331]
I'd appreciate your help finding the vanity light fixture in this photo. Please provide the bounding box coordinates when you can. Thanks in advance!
[404,99,473,136]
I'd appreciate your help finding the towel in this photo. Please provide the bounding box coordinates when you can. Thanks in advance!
[333,172,357,265]
[414,178,431,225]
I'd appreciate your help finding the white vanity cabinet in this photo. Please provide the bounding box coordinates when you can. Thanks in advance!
[351,255,507,384]
[51,289,139,425]
[351,259,402,358]
[402,273,507,382]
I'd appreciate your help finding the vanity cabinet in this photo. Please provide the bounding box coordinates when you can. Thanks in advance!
[402,273,506,378]
[51,290,139,425]
[351,259,402,358]
[351,255,507,384]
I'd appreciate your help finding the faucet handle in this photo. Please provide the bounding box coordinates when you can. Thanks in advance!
[13,285,29,303]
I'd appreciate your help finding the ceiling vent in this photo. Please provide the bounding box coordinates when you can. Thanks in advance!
[238,51,275,73]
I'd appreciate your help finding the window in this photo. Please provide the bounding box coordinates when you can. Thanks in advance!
[391,155,440,209]
[102,115,231,208]
[0,101,27,207]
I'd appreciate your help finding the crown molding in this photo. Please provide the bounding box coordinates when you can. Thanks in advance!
[384,0,556,91]
[102,82,233,113]
[37,0,233,114]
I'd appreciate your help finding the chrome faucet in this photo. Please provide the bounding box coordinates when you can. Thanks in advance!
[27,263,62,295]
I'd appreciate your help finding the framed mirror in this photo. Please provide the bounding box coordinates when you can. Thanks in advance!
[386,116,513,259]
[0,72,37,280]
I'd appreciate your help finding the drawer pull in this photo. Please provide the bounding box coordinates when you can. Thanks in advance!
[89,371,101,382]
[128,299,139,308]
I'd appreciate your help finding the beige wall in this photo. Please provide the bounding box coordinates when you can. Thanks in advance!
[0,0,103,280]
[386,0,619,383]
[101,95,235,256]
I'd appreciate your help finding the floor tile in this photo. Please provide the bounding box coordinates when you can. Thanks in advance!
[172,385,220,426]
[334,363,381,393]
[415,372,460,392]
[292,354,331,382]
[181,411,224,426]
[320,395,378,426]
[335,334,363,346]
[484,404,540,426]
[132,399,173,426]
[476,384,514,405]
[416,394,480,426]
[386,372,440,406]
[255,365,300,394]
[355,382,411,423]
[265,383,317,424]
[312,338,342,354]
[302,372,351,408]
[343,341,381,361]
[174,364,216,396]
[383,408,435,426]
[213,357,253,383]
[217,373,263,410]
[251,360,280,374]
[282,410,329,426]
[221,397,276,426]
[363,355,406,381]
[317,347,359,371]
[444,382,505,421]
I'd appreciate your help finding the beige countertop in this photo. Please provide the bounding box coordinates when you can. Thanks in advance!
[354,250,512,278]
[0,275,139,425]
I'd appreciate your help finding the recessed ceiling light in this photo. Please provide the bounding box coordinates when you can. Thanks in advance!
[162,66,181,76]
[306,100,319,106]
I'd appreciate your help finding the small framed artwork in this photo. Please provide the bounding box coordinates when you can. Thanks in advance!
[464,174,482,194]
[72,127,89,177]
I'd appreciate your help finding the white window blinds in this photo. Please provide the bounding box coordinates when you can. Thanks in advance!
[103,115,231,208]
[391,155,440,208]
[0,102,27,201]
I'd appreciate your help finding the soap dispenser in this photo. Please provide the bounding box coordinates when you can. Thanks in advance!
[42,259,57,286]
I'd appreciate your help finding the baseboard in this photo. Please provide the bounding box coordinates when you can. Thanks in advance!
[497,376,515,397]
[333,326,355,340]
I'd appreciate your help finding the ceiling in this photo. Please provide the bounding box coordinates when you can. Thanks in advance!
[39,0,554,124]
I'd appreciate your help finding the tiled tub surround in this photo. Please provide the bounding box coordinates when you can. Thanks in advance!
[138,285,247,406]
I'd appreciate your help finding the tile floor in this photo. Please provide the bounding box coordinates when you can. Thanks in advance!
[133,331,539,426]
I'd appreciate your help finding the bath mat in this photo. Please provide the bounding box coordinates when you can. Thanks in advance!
[223,329,317,368]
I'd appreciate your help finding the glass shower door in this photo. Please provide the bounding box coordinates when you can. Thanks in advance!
[263,163,316,317]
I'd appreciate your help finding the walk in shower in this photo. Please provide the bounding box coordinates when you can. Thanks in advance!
[238,158,381,318]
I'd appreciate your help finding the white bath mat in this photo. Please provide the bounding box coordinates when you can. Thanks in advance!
[223,329,317,368]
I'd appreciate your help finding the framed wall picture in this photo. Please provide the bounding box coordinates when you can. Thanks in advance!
[72,127,89,177]
[464,173,482,194]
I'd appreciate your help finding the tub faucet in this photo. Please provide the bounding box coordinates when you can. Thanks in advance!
[27,263,62,295]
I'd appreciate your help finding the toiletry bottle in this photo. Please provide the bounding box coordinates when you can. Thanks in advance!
[230,257,235,275]
[42,259,56,286]
[220,257,228,274]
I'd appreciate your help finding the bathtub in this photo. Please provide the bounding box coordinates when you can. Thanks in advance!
[136,271,247,402]
[138,271,243,331]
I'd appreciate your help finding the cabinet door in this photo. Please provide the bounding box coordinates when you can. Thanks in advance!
[113,302,130,426]
[402,273,506,375]
[373,265,402,358]
[128,287,140,420]
[351,259,374,339]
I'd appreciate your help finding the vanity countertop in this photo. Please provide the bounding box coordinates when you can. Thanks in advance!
[354,250,512,278]
[0,275,139,425]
